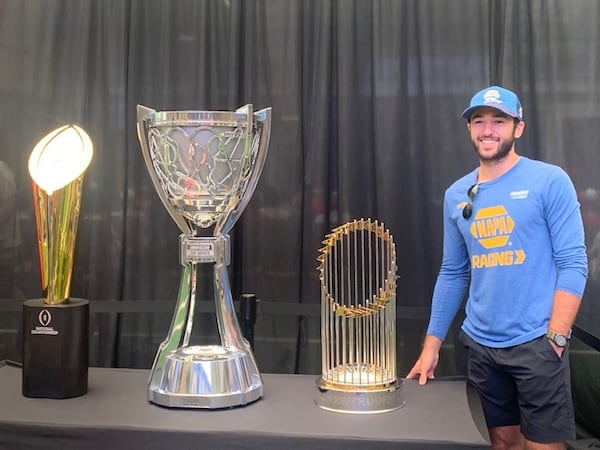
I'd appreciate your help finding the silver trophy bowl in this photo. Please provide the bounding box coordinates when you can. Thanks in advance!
[137,104,271,408]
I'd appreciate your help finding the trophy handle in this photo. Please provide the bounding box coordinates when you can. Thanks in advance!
[215,107,272,235]
[137,105,193,235]
[212,107,271,356]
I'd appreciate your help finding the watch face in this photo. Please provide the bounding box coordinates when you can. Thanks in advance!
[555,335,567,347]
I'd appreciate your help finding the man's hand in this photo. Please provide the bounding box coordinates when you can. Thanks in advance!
[406,335,443,385]
[548,338,565,358]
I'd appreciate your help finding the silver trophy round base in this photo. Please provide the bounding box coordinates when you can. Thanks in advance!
[315,378,405,414]
[149,345,263,409]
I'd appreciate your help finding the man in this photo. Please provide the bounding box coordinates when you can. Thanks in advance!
[407,86,588,450]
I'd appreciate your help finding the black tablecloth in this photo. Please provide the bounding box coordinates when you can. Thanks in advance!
[0,366,490,450]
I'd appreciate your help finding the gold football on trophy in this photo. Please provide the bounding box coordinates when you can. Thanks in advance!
[28,125,93,304]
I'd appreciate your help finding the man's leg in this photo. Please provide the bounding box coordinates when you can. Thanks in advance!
[460,332,522,449]
[489,424,523,450]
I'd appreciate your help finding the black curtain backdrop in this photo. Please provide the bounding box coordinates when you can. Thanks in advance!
[1,0,599,436]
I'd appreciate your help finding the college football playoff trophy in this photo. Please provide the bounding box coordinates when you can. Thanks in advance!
[137,104,271,408]
[316,219,404,413]
[23,125,93,398]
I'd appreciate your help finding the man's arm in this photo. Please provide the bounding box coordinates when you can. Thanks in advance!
[406,334,443,385]
[545,169,588,354]
[547,289,582,355]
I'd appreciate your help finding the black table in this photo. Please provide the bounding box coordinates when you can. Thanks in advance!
[0,365,490,449]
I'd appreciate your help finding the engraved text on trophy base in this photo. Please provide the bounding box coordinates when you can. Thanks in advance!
[315,378,405,414]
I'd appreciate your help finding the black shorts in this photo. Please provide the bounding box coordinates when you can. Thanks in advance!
[459,331,575,443]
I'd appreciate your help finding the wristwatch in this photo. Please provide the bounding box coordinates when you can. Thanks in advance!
[546,330,572,348]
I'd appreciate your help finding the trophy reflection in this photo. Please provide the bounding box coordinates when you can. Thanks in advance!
[316,219,404,413]
[23,125,93,398]
[137,104,271,408]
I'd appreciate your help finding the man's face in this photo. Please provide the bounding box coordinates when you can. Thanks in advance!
[467,107,525,162]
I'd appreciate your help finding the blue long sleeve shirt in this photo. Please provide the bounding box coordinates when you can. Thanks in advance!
[426,156,588,348]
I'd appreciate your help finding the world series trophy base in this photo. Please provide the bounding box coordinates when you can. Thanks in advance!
[22,298,89,399]
[149,344,263,409]
[315,375,405,414]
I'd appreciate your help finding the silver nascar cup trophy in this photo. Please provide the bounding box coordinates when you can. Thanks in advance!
[137,104,271,408]
[316,219,404,413]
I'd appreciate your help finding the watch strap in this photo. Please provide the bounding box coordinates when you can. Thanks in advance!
[546,330,572,347]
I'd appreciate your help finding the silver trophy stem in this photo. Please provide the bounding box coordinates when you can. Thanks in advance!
[182,263,197,347]
[214,255,255,355]
[147,263,193,381]
[148,236,262,408]
[214,254,261,379]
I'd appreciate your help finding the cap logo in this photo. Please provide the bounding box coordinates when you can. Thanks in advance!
[483,89,503,105]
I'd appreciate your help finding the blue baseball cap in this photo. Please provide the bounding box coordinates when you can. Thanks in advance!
[462,86,523,121]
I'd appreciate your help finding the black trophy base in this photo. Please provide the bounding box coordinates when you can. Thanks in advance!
[22,298,89,399]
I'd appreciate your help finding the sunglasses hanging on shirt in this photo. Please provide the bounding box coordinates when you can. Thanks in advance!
[462,184,479,219]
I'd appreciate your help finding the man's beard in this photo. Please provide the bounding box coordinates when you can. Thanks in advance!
[471,135,515,162]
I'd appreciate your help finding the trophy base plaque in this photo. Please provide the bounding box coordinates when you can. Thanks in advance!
[149,345,263,409]
[22,298,89,399]
[315,378,405,414]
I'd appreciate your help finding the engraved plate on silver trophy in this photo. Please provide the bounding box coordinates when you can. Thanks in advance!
[316,219,404,413]
[137,104,271,408]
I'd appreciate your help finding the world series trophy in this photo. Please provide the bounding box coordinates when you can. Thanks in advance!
[137,104,271,408]
[316,219,404,413]
[23,125,93,398]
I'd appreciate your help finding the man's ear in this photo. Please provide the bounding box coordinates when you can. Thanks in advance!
[514,120,525,139]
